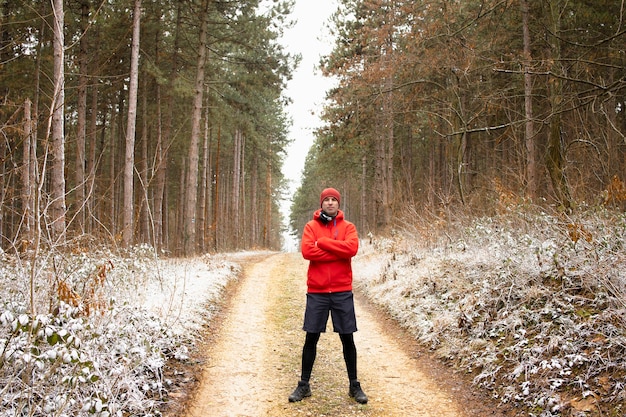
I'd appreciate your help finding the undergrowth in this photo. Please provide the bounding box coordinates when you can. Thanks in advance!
[356,206,626,417]
[0,244,237,417]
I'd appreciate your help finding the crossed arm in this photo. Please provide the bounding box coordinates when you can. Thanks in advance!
[301,222,359,261]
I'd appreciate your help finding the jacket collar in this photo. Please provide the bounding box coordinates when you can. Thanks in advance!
[313,208,344,222]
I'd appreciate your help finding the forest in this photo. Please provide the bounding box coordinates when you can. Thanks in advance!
[2,0,625,255]
[1,0,295,256]
[2,1,626,416]
[290,0,626,236]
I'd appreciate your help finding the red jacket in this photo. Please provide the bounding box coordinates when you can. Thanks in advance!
[301,209,359,293]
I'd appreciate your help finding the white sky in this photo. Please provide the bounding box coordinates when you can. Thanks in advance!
[279,0,338,250]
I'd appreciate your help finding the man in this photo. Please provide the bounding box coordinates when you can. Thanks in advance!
[288,187,368,404]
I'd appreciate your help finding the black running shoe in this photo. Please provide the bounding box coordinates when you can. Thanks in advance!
[288,381,312,402]
[349,380,368,404]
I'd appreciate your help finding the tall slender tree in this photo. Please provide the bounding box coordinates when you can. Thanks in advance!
[521,0,536,200]
[122,0,141,246]
[74,0,90,233]
[50,0,66,243]
[545,0,573,212]
[183,0,210,255]
[22,99,34,240]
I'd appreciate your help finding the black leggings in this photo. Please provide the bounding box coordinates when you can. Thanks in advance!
[300,332,357,382]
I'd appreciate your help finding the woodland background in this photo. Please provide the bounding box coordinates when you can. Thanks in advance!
[2,0,626,256]
[2,0,294,256]
[290,0,626,235]
[2,1,626,416]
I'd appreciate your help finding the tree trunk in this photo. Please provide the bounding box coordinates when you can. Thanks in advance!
[74,0,89,234]
[31,12,44,240]
[264,146,271,248]
[457,131,467,205]
[139,77,150,243]
[110,98,119,236]
[183,0,209,255]
[360,151,367,233]
[86,82,98,234]
[250,148,258,246]
[521,0,536,200]
[154,83,165,251]
[546,0,573,211]
[50,0,66,243]
[198,94,210,252]
[231,128,243,248]
[212,125,221,250]
[375,20,395,228]
[374,119,386,227]
[122,0,141,246]
[383,8,396,226]
[384,79,394,225]
[0,125,5,245]
[176,160,187,254]
[22,99,34,241]
[0,4,12,246]
[162,164,169,250]
[155,0,182,252]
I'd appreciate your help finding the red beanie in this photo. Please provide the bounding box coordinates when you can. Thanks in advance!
[320,187,341,206]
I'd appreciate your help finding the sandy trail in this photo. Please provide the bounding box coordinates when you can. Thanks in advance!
[182,252,497,417]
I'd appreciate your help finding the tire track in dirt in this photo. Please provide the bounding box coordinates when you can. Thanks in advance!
[183,252,481,416]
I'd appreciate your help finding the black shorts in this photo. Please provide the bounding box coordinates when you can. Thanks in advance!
[302,291,357,334]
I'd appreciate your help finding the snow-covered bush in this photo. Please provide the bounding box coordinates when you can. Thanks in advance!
[0,302,162,416]
[356,207,626,416]
[0,246,239,416]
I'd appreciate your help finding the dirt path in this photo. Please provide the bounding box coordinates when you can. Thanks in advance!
[181,252,503,417]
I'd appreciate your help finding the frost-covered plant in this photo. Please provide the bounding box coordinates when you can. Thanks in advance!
[0,245,239,416]
[1,302,105,416]
[0,299,182,416]
[356,208,626,416]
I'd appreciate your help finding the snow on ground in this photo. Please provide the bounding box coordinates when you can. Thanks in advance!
[1,209,625,416]
[135,250,275,333]
[0,247,269,417]
[354,210,626,416]
[134,255,237,333]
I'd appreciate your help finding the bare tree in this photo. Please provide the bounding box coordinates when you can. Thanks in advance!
[139,77,150,243]
[183,0,209,255]
[50,0,66,242]
[22,99,34,241]
[86,72,99,234]
[198,90,211,252]
[521,0,536,200]
[74,0,89,233]
[122,0,141,247]
[231,128,243,247]
[545,0,572,211]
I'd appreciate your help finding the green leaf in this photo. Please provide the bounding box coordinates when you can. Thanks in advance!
[47,333,60,346]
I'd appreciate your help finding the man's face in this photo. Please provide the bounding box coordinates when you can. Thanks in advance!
[321,197,339,216]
